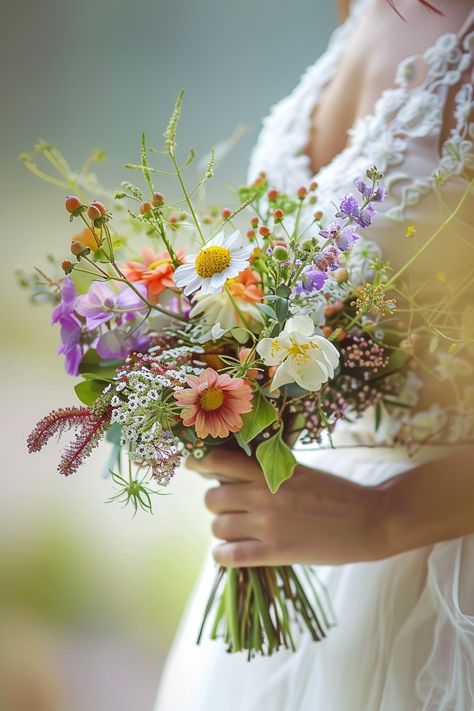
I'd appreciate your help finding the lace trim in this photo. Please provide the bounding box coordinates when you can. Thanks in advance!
[247,5,474,223]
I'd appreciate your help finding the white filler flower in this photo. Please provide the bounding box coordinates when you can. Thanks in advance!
[174,230,253,296]
[257,315,340,391]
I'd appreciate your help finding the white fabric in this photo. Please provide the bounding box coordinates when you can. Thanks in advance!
[155,2,474,709]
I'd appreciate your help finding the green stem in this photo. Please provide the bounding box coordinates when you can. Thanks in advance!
[170,152,206,245]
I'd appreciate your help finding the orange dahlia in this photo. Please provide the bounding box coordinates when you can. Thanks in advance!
[174,368,253,439]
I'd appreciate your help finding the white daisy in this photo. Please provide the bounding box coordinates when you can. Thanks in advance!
[173,229,254,296]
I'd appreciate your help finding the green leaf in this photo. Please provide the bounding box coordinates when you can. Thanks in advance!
[256,430,297,493]
[106,422,122,445]
[80,371,113,383]
[233,432,251,456]
[74,379,107,406]
[276,284,291,298]
[256,303,277,319]
[240,389,278,443]
[78,349,120,379]
[275,297,288,322]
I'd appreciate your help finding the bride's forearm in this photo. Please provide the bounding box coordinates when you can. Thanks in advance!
[380,446,474,557]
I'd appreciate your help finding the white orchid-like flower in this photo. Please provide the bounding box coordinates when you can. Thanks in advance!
[256,315,340,391]
[173,229,253,297]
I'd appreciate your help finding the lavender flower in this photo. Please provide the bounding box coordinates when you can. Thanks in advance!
[51,277,83,376]
[76,282,147,330]
[319,223,359,252]
[58,314,83,376]
[96,328,150,360]
[295,268,328,294]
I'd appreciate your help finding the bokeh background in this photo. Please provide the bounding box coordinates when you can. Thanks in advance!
[0,2,336,709]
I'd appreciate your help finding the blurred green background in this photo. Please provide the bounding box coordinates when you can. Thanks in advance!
[0,1,335,709]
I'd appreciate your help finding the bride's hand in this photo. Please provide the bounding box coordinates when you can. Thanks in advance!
[186,448,391,567]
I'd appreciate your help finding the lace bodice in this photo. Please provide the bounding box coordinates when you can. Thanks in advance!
[248,0,474,241]
[246,0,474,440]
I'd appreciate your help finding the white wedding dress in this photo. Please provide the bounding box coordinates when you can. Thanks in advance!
[155,2,474,709]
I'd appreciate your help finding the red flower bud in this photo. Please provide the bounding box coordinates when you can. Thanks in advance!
[90,200,107,215]
[297,186,307,200]
[267,188,279,202]
[273,208,284,221]
[259,226,270,237]
[87,205,102,221]
[139,201,153,215]
[309,181,318,191]
[151,192,165,207]
[65,195,82,214]
[61,259,73,274]
[250,217,259,229]
[71,241,86,256]
[247,229,256,240]
[314,210,323,221]
[221,208,232,220]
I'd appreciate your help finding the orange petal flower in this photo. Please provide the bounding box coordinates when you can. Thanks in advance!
[174,368,253,439]
[227,268,263,303]
[123,247,185,300]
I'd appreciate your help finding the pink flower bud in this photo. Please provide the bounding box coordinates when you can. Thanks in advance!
[87,205,102,221]
[151,192,165,207]
[65,195,82,214]
[90,200,107,215]
[139,201,153,215]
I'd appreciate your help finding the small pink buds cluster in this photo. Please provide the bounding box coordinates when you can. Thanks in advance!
[342,335,389,374]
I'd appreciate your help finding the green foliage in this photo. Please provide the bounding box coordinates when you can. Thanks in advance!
[240,389,278,444]
[256,428,297,493]
[164,90,184,154]
[78,349,120,379]
[74,378,107,406]
[141,132,154,194]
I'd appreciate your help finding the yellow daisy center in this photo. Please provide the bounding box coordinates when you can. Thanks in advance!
[195,246,231,279]
[199,387,225,412]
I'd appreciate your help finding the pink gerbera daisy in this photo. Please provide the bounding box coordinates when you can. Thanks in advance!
[174,368,253,439]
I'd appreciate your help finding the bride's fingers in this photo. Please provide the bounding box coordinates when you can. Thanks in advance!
[211,512,264,542]
[205,483,266,514]
[212,540,273,567]
[186,448,260,482]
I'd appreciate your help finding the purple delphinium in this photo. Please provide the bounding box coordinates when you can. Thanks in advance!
[51,277,83,376]
[319,222,359,252]
[295,268,328,295]
[75,282,147,330]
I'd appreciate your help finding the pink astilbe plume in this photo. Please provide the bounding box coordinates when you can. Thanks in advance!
[27,405,112,476]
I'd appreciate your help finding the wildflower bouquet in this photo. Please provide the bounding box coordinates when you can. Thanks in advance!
[22,93,416,657]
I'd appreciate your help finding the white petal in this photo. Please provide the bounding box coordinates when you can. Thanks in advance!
[289,355,327,391]
[209,271,229,289]
[312,336,340,368]
[270,359,296,390]
[224,229,242,252]
[208,230,224,247]
[256,337,286,366]
[284,315,315,338]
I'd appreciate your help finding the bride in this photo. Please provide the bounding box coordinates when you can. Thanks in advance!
[155,1,474,709]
